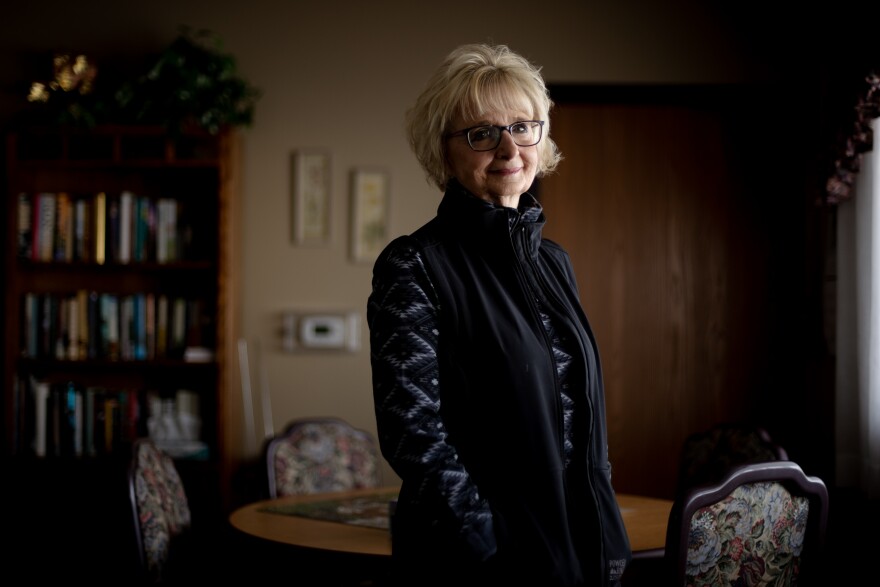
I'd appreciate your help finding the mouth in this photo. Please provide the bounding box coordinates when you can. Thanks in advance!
[490,166,521,176]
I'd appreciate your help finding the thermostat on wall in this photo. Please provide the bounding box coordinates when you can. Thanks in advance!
[282,311,360,352]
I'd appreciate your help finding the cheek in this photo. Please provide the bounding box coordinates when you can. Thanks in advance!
[524,148,539,170]
[450,151,488,178]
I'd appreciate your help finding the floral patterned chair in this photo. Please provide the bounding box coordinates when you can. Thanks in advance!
[664,460,829,587]
[266,417,381,498]
[128,438,192,584]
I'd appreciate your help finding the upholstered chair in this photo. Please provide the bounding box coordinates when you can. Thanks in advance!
[665,460,829,587]
[265,417,380,498]
[128,438,192,584]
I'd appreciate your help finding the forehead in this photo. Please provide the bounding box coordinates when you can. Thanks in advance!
[454,83,536,125]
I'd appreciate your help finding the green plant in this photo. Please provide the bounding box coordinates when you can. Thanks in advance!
[114,27,261,134]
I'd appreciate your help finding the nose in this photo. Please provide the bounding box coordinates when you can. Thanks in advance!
[494,129,518,155]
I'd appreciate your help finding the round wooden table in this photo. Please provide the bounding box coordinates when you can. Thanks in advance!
[229,486,673,556]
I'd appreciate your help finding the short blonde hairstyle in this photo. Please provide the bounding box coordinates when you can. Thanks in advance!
[405,44,562,191]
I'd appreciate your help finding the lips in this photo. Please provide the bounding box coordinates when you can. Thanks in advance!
[490,166,521,175]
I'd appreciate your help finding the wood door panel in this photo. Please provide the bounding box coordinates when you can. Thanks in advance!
[540,99,770,498]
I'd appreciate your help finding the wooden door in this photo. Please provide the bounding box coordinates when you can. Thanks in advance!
[539,88,784,498]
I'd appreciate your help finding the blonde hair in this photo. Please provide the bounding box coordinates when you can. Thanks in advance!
[405,44,562,191]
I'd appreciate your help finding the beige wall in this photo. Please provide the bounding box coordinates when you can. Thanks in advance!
[1,1,816,485]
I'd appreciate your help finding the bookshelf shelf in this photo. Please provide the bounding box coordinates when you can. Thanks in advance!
[2,125,241,507]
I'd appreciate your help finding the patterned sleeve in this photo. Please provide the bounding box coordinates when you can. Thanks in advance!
[367,238,496,560]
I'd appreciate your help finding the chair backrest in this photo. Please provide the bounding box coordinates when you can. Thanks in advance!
[266,417,380,497]
[676,422,789,494]
[128,438,192,584]
[665,460,829,587]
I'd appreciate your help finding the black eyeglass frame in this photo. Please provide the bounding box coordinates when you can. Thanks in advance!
[446,120,545,152]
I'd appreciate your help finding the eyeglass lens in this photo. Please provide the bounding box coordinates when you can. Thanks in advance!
[467,121,543,151]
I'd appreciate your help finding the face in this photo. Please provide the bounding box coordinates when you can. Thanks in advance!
[445,107,539,208]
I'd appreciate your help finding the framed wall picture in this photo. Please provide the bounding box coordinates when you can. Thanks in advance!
[291,150,331,244]
[349,168,390,263]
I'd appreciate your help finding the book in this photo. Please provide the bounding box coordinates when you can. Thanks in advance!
[156,294,169,358]
[156,198,177,263]
[59,382,78,457]
[134,195,153,262]
[66,293,79,360]
[89,387,111,456]
[35,192,57,262]
[170,297,187,359]
[145,293,156,360]
[54,191,74,262]
[103,395,119,454]
[117,390,130,443]
[73,386,83,457]
[119,294,133,360]
[93,192,107,264]
[119,389,140,443]
[100,294,120,360]
[54,295,67,360]
[31,377,50,457]
[76,289,89,360]
[133,293,147,360]
[17,192,32,259]
[84,387,98,457]
[40,294,52,359]
[22,292,38,358]
[87,290,100,359]
[185,298,204,348]
[145,198,158,262]
[107,196,120,264]
[74,196,91,262]
[118,190,134,264]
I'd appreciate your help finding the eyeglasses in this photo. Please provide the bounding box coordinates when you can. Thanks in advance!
[447,120,545,151]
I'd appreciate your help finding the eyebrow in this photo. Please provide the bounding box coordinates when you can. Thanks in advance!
[464,117,533,127]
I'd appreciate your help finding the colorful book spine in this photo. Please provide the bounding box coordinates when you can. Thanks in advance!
[103,396,119,454]
[87,291,100,359]
[54,191,74,262]
[93,192,106,265]
[17,193,32,259]
[134,293,147,360]
[118,191,133,264]
[156,295,168,358]
[119,295,132,360]
[66,293,78,360]
[100,294,119,360]
[171,297,187,358]
[36,192,57,262]
[107,197,120,264]
[74,196,91,262]
[76,289,89,360]
[22,293,38,358]
[84,387,97,457]
[145,293,156,360]
[31,378,50,457]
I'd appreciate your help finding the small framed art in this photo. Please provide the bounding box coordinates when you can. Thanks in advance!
[291,150,331,244]
[349,168,390,263]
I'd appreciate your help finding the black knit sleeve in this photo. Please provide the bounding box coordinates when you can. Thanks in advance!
[367,237,496,560]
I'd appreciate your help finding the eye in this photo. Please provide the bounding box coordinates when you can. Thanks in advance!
[468,126,495,143]
[510,122,530,135]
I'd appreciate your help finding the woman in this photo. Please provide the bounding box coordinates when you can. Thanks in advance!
[368,43,631,586]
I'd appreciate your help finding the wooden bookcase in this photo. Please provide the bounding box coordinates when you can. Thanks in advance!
[1,125,241,515]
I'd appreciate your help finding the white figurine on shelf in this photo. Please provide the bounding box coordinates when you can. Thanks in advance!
[147,390,208,459]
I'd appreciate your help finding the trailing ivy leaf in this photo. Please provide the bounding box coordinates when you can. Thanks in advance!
[115,26,261,134]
